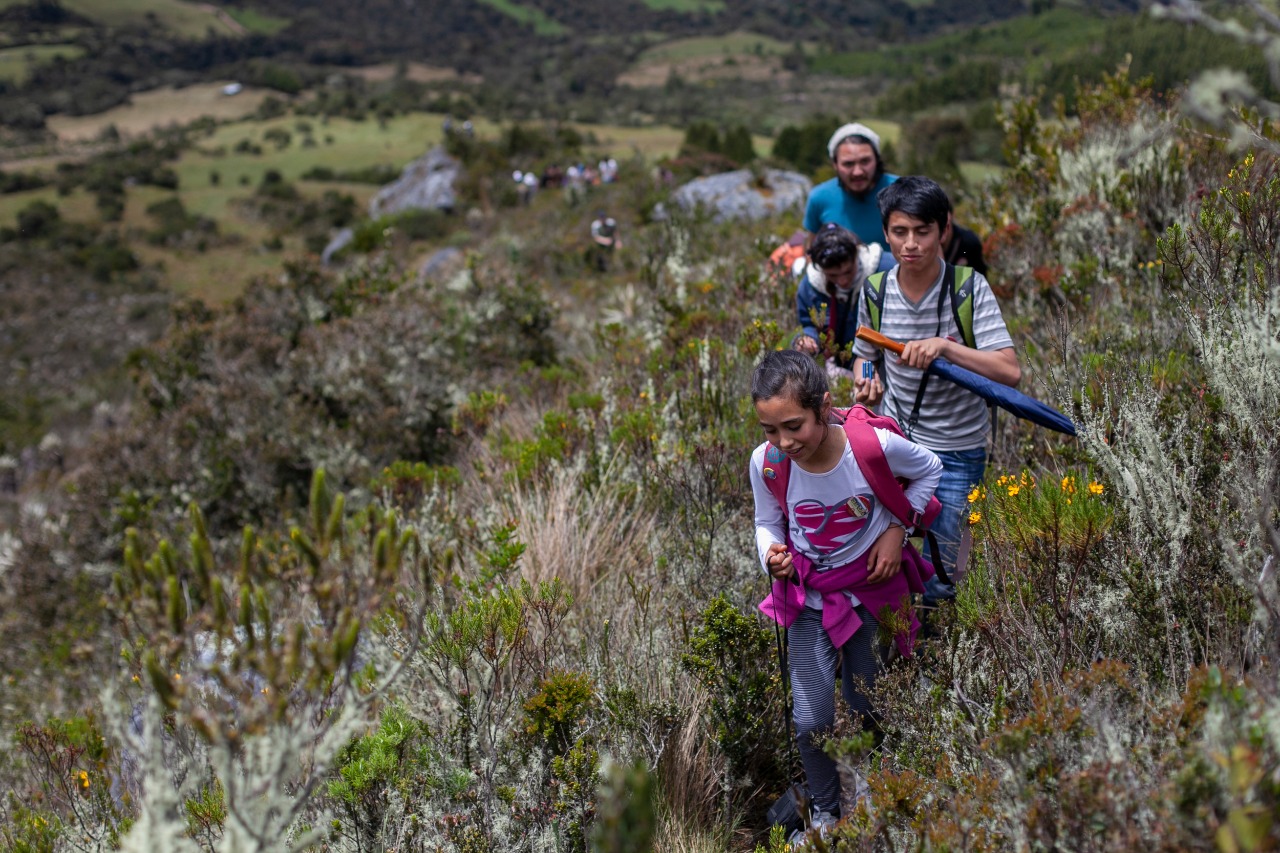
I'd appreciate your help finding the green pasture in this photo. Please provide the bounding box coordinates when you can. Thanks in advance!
[809,6,1108,78]
[852,119,901,150]
[959,160,1004,186]
[636,30,796,63]
[224,6,291,35]
[0,187,97,227]
[0,107,782,300]
[0,106,795,235]
[0,44,85,84]
[52,0,239,38]
[128,184,313,302]
[639,0,725,12]
[474,0,567,35]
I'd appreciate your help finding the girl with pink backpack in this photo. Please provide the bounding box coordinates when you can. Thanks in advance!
[749,349,942,840]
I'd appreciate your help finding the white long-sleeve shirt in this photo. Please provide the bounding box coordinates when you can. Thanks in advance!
[749,426,942,609]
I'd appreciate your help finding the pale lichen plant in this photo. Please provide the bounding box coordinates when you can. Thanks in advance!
[109,470,423,851]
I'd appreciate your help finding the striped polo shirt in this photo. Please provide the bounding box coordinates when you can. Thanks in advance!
[852,262,1014,452]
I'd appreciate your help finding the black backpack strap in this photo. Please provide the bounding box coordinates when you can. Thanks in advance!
[925,530,951,586]
[902,266,953,438]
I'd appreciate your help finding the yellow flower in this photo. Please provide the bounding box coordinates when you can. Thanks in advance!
[1007,485,1020,497]
[77,770,89,789]
[1088,481,1104,495]
[1061,476,1076,493]
[967,487,981,504]
[968,511,981,525]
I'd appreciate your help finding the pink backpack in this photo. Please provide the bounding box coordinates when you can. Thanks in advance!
[759,405,948,582]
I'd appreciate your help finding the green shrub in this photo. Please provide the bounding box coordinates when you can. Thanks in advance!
[680,595,788,815]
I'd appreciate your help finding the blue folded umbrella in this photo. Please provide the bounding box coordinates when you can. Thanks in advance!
[856,327,1077,437]
[926,355,1077,436]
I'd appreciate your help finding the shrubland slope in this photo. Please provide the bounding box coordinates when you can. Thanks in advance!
[0,55,1277,850]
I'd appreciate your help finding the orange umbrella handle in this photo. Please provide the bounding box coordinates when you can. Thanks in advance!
[855,326,905,356]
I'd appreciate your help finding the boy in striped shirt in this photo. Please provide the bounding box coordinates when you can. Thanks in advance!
[851,176,1021,609]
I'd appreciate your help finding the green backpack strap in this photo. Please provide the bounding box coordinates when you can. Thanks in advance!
[867,264,976,348]
[863,271,888,333]
[948,264,976,349]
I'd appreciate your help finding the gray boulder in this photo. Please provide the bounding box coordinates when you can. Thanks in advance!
[671,168,812,222]
[418,246,464,282]
[369,146,460,219]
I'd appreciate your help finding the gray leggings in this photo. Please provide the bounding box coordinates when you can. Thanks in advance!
[788,604,881,815]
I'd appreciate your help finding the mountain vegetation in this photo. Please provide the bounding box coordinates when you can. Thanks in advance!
[1,0,1279,851]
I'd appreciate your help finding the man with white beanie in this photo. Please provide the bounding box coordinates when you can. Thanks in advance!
[803,122,898,250]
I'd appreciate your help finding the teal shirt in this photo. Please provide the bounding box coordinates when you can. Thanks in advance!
[803,173,899,250]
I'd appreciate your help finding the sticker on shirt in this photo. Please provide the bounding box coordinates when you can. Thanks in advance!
[790,493,876,557]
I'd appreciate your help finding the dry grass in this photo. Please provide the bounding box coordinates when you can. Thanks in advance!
[501,455,658,602]
[617,54,793,88]
[619,30,800,88]
[57,0,238,38]
[653,821,732,853]
[45,83,274,143]
[346,62,482,85]
[654,695,731,852]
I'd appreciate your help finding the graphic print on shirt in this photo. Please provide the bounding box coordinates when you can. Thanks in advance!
[790,493,875,560]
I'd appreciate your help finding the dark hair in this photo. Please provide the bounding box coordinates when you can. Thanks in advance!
[878,175,952,232]
[807,223,861,273]
[751,350,828,420]
[831,133,884,182]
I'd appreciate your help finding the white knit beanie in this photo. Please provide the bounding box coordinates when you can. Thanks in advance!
[827,123,881,159]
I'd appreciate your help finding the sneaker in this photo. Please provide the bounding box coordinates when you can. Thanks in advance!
[786,809,838,849]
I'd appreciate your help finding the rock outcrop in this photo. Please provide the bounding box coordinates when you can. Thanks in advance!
[671,168,811,222]
[368,146,460,219]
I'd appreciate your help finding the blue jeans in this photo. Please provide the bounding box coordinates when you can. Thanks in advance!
[923,447,986,608]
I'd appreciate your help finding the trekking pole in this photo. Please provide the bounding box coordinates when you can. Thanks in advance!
[768,565,808,836]
[772,619,798,775]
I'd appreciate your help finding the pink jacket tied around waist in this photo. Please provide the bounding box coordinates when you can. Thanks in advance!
[759,542,935,657]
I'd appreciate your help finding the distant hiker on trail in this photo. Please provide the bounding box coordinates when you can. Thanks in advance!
[852,176,1020,610]
[791,224,885,381]
[750,349,942,843]
[522,170,538,205]
[945,220,988,277]
[804,122,898,250]
[541,164,564,188]
[589,211,620,271]
[564,164,586,206]
[599,157,619,184]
